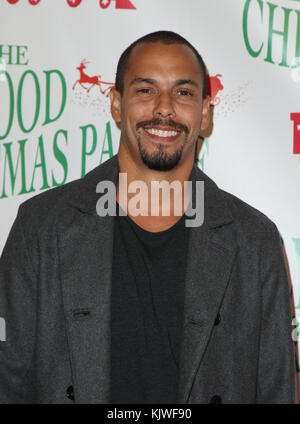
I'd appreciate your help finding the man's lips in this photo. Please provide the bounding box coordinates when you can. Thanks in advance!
[144,126,181,140]
[136,119,188,142]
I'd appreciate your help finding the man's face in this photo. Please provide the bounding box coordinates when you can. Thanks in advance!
[110,42,210,171]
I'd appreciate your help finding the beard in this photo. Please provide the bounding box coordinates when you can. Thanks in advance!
[136,118,189,171]
[137,135,185,171]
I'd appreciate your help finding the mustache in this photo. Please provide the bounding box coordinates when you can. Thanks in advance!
[136,118,189,134]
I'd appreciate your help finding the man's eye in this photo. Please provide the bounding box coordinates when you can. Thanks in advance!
[177,89,192,96]
[137,88,152,94]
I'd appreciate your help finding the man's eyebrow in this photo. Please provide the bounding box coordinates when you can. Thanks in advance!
[129,77,201,89]
[129,77,156,86]
[174,79,200,88]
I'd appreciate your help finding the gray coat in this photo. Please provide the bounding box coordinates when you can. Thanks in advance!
[0,155,297,403]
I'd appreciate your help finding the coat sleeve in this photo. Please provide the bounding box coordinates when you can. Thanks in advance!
[256,222,297,403]
[0,206,37,403]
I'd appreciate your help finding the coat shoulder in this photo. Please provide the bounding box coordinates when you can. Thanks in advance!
[193,165,278,237]
[18,155,118,224]
[219,188,279,241]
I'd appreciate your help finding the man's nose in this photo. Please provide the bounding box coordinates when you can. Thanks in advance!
[152,92,176,119]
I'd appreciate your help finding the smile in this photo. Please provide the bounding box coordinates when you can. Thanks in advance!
[144,127,181,141]
[145,128,180,137]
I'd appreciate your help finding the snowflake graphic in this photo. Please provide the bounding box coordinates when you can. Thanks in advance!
[214,82,252,119]
[71,86,112,119]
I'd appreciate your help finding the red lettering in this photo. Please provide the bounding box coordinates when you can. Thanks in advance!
[291,113,300,154]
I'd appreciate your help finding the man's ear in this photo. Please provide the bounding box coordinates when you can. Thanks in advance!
[200,96,211,132]
[109,88,121,124]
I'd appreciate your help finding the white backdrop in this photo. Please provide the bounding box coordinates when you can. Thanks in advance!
[1,0,300,369]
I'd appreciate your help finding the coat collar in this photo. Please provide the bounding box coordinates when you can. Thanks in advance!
[60,154,236,403]
[66,154,120,215]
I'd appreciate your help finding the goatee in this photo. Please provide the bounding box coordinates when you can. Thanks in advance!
[137,136,184,171]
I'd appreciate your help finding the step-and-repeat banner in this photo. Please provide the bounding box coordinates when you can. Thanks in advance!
[1,0,300,373]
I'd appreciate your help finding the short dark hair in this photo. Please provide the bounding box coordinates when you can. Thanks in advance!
[115,30,207,99]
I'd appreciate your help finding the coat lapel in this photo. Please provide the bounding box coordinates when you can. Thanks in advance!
[178,166,238,403]
[58,156,118,403]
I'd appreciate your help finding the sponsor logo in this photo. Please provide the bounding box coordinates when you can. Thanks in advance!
[6,0,136,9]
[290,113,300,154]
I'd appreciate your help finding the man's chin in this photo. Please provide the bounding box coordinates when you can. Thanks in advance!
[137,135,186,171]
[143,159,179,171]
[139,148,182,171]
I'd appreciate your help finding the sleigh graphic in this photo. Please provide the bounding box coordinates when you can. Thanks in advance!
[72,59,115,96]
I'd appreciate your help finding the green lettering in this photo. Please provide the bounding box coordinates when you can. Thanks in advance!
[0,71,14,140]
[17,70,40,133]
[0,45,14,65]
[292,10,300,68]
[29,135,50,192]
[100,121,114,164]
[16,46,28,66]
[243,0,264,58]
[43,70,67,126]
[0,139,29,198]
[264,3,292,67]
[52,129,68,187]
[80,124,97,178]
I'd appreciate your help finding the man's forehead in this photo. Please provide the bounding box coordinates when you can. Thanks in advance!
[129,42,198,64]
[125,42,203,83]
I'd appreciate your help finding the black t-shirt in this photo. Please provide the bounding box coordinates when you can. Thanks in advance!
[110,206,190,404]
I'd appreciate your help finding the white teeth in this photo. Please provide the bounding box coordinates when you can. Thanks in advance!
[145,128,179,137]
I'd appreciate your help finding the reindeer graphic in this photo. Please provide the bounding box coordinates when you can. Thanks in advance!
[72,59,115,96]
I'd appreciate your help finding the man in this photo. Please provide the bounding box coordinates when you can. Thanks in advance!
[0,31,297,404]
